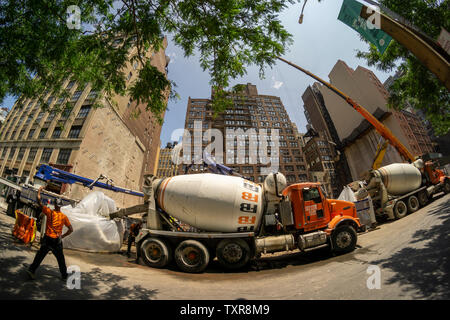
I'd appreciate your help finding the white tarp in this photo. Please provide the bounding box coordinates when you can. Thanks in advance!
[61,191,124,253]
[338,185,376,227]
[338,186,357,202]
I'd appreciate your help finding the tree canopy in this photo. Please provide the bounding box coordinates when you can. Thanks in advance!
[355,0,449,135]
[0,0,297,122]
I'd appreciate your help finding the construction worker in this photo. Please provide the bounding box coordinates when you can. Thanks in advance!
[126,220,142,260]
[26,186,73,280]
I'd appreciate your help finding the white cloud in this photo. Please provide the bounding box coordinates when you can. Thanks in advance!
[167,52,177,64]
[272,80,283,90]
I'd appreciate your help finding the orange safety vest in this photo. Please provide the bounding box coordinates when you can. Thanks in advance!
[12,210,37,244]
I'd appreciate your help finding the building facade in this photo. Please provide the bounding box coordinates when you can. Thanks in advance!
[0,38,170,207]
[156,142,181,178]
[181,83,309,185]
[302,60,435,182]
[302,128,339,198]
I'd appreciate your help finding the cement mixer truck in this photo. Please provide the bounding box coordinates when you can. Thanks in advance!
[110,173,362,273]
[351,159,450,221]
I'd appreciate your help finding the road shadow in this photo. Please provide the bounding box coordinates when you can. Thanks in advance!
[0,255,158,300]
[371,195,450,299]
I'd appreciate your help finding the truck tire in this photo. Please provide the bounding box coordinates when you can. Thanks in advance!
[175,240,210,273]
[393,200,408,220]
[216,239,251,270]
[418,190,428,207]
[407,196,420,214]
[140,238,172,268]
[444,179,450,194]
[331,225,357,254]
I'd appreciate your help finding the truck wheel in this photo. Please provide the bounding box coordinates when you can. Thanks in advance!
[444,179,450,194]
[175,240,210,273]
[418,191,428,207]
[216,239,251,270]
[331,225,357,254]
[140,238,172,268]
[393,200,408,220]
[407,196,420,214]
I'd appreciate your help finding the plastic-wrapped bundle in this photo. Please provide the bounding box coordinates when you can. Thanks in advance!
[60,191,124,253]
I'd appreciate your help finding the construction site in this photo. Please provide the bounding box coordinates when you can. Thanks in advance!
[0,0,449,304]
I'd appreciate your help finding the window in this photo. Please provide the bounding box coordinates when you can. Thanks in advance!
[86,90,97,100]
[52,128,62,138]
[17,147,26,161]
[1,148,7,159]
[8,147,16,160]
[36,112,45,122]
[10,130,17,140]
[302,187,322,203]
[38,128,47,139]
[77,106,91,119]
[284,165,294,172]
[60,108,71,120]
[66,81,76,90]
[298,174,308,182]
[27,148,37,162]
[286,175,296,183]
[71,90,83,102]
[68,125,82,138]
[27,129,35,139]
[243,167,254,174]
[56,149,71,165]
[18,130,25,140]
[46,112,56,122]
[40,148,53,163]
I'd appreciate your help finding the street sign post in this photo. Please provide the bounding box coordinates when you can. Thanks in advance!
[338,0,392,54]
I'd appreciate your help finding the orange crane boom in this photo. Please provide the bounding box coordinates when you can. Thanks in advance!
[277,56,416,163]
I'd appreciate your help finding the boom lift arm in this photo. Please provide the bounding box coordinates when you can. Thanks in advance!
[34,164,144,197]
[277,57,416,163]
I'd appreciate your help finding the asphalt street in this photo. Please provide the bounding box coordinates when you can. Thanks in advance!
[0,193,449,300]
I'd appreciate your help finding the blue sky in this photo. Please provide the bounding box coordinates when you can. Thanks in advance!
[0,0,394,146]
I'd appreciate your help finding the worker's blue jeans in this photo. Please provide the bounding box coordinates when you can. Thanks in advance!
[29,236,68,278]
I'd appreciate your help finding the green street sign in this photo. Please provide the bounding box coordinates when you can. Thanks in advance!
[338,0,393,54]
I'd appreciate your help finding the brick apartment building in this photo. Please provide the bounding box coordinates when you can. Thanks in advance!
[180,83,309,185]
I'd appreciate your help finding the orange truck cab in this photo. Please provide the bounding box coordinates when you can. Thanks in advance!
[282,182,362,253]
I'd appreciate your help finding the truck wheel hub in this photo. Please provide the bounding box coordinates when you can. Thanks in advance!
[222,244,243,263]
[336,231,351,248]
[181,248,201,265]
[145,244,162,261]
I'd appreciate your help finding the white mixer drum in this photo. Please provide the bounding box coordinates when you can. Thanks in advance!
[155,174,264,232]
[377,163,422,195]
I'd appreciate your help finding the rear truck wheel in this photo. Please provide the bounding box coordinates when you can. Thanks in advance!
[418,190,429,207]
[444,179,450,194]
[407,195,420,214]
[216,239,251,270]
[331,225,357,254]
[393,200,408,220]
[140,238,172,268]
[174,240,210,273]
